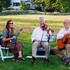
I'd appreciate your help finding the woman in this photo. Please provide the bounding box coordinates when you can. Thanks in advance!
[2,20,25,61]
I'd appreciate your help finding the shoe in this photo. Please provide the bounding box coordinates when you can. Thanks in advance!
[45,59,50,64]
[63,57,70,65]
[64,60,70,66]
[32,60,36,65]
[32,56,36,65]
[12,58,19,62]
[18,57,25,61]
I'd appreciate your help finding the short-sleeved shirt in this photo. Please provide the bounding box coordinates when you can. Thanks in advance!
[3,28,14,38]
[57,28,70,39]
[2,28,17,44]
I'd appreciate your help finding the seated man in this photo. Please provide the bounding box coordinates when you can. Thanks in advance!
[31,17,50,65]
[53,19,70,65]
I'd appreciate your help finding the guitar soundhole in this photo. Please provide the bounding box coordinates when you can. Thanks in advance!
[63,38,68,44]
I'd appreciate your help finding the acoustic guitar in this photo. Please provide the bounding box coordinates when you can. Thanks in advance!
[57,34,70,50]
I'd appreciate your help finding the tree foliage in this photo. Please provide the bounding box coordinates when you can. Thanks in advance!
[52,0,63,12]
[0,0,11,12]
[20,1,30,10]
[34,0,70,12]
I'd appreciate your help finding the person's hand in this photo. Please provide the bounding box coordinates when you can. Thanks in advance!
[35,40,41,43]
[11,36,16,39]
[64,32,70,35]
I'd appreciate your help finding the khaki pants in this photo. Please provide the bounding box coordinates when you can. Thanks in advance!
[65,44,70,58]
[53,44,70,58]
[32,41,50,59]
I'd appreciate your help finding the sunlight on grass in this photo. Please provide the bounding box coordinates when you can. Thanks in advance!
[0,15,70,21]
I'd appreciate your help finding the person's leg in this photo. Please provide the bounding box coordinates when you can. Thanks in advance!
[53,46,64,58]
[32,41,40,64]
[62,44,70,65]
[6,42,18,60]
[15,41,24,60]
[65,44,70,58]
[32,41,40,58]
[18,51,22,58]
[41,42,50,61]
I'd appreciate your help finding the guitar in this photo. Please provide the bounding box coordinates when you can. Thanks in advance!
[57,34,70,50]
[10,28,23,44]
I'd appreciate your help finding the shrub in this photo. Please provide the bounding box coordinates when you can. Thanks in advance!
[0,4,2,12]
[20,2,30,10]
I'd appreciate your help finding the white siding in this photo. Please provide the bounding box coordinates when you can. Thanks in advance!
[9,0,34,9]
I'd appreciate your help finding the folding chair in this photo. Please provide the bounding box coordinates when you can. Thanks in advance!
[0,34,14,61]
[36,34,55,56]
[26,34,55,59]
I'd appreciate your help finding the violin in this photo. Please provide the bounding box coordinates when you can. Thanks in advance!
[41,23,45,30]
[44,24,54,33]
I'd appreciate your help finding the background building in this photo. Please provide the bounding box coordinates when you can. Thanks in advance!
[8,0,34,9]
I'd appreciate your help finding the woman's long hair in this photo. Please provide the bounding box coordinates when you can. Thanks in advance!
[6,20,14,34]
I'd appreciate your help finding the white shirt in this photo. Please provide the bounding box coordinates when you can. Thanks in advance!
[31,27,49,42]
[57,28,70,39]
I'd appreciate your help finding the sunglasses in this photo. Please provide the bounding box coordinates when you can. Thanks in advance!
[9,23,13,24]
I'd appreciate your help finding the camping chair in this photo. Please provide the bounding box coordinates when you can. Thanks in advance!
[26,34,55,59]
[37,34,55,58]
[0,34,14,61]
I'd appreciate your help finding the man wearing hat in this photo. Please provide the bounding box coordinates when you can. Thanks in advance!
[31,17,50,65]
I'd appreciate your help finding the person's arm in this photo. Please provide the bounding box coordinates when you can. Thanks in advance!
[57,29,64,39]
[31,29,37,42]
[2,36,16,42]
[2,28,16,42]
[31,29,41,43]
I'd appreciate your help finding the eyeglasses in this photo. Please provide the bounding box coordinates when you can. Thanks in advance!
[9,23,13,24]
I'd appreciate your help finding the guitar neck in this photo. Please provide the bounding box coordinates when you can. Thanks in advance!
[15,28,23,37]
[16,32,20,36]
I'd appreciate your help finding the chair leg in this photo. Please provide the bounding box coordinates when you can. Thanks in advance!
[0,45,14,61]
[0,46,4,61]
[6,49,9,56]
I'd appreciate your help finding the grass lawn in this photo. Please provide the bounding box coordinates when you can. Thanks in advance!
[0,14,70,70]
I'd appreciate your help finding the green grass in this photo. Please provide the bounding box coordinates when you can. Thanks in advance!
[0,14,70,70]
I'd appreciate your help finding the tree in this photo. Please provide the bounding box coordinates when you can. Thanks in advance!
[34,0,47,14]
[34,0,53,12]
[33,0,70,12]
[45,0,52,12]
[0,4,2,12]
[61,0,70,12]
[52,0,63,12]
[20,1,29,10]
[0,0,11,12]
